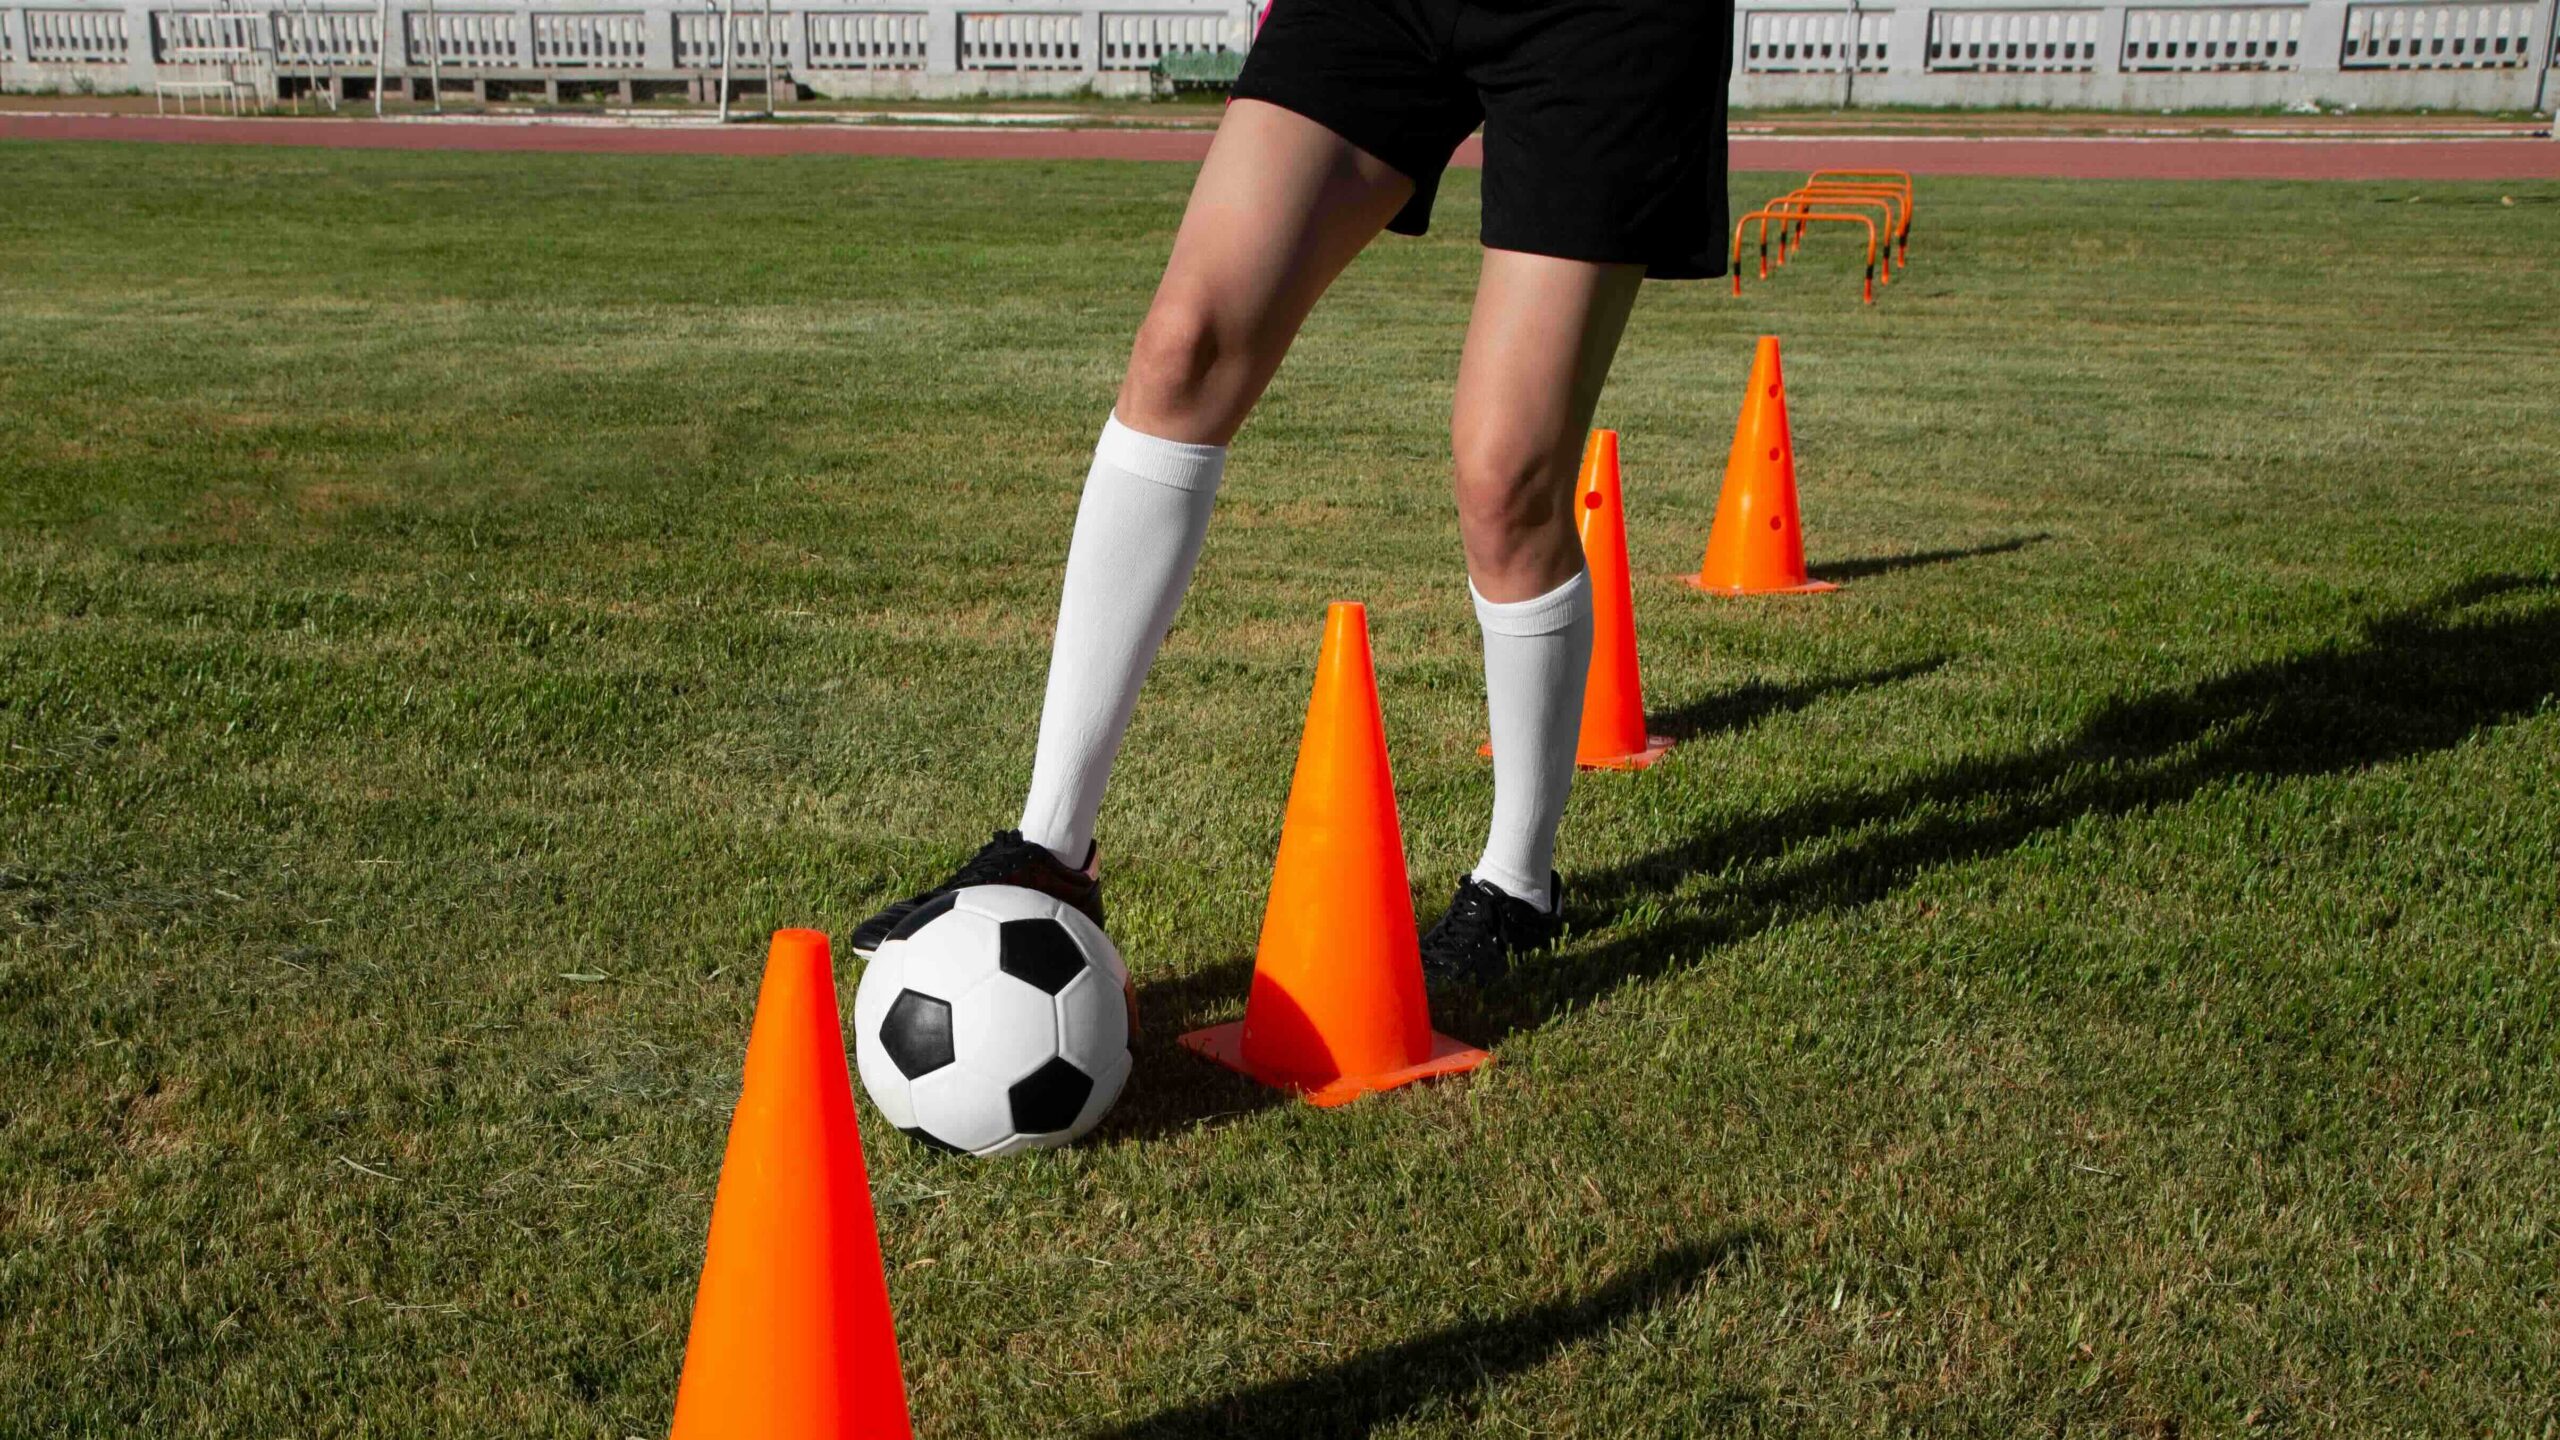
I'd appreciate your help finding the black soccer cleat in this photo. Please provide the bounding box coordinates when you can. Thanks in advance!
[850,829,1103,958]
[1419,872,1564,992]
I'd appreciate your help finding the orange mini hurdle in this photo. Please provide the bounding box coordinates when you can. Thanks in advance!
[1805,170,1915,256]
[1731,208,1879,304]
[1807,168,1913,196]
[1762,193,1900,284]
[1778,184,1911,267]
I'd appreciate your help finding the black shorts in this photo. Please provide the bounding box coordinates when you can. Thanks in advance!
[1232,0,1733,280]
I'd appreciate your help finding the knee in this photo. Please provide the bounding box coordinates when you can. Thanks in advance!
[1451,431,1569,542]
[1122,297,1229,421]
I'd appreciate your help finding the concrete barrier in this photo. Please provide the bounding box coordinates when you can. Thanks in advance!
[0,0,2549,111]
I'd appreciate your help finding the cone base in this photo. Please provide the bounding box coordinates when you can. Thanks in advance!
[1177,1021,1492,1109]
[1682,574,1839,596]
[1478,734,1678,772]
[1579,734,1677,771]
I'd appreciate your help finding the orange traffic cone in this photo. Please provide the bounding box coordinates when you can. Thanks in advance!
[671,929,912,1440]
[1180,602,1491,1107]
[1479,431,1675,771]
[1570,431,1676,768]
[1686,336,1837,596]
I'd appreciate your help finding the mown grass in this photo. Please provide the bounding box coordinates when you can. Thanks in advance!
[2,141,2556,1437]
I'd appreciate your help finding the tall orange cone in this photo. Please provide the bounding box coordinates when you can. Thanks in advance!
[1180,603,1491,1107]
[1478,431,1675,770]
[1686,336,1837,596]
[1575,432,1678,767]
[671,929,912,1440]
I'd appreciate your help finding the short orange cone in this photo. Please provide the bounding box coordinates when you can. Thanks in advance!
[671,929,912,1440]
[1180,602,1491,1107]
[1686,336,1837,596]
[1479,431,1674,770]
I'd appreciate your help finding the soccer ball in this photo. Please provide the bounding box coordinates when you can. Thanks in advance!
[851,885,1133,1156]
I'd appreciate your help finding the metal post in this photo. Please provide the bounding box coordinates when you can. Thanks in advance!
[1843,0,1860,107]
[2538,0,2559,118]
[762,0,776,114]
[717,0,732,121]
[424,0,441,111]
[322,0,342,111]
[372,0,387,112]
[286,0,311,113]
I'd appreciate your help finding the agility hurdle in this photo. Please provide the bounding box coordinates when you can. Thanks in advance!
[1764,192,1902,282]
[1731,209,1880,305]
[1805,170,1915,256]
[1731,169,1916,305]
[1776,184,1911,267]
[1761,196,1904,285]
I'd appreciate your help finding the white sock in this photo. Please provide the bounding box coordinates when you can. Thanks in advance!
[1471,571,1593,913]
[1017,414,1227,862]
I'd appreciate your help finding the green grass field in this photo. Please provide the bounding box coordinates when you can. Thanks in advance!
[3,141,2557,1436]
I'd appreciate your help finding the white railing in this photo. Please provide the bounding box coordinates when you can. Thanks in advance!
[958,9,1079,68]
[674,8,797,65]
[1743,8,1895,72]
[403,8,520,65]
[150,6,263,106]
[2342,1,2535,66]
[802,8,926,67]
[1097,10,1227,69]
[26,6,130,62]
[1928,7,2103,68]
[155,8,264,59]
[530,9,643,65]
[2122,4,2301,68]
[270,7,380,65]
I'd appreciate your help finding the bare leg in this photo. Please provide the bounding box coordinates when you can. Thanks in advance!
[1012,102,1415,862]
[1115,99,1416,444]
[1449,249,1646,599]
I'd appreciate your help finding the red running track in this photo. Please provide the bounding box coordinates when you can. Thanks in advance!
[5,113,2559,180]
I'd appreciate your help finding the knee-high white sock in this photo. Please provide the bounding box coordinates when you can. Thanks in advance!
[1017,414,1227,862]
[1471,571,1593,912]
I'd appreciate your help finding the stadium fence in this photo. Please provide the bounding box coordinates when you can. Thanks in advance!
[0,0,2550,109]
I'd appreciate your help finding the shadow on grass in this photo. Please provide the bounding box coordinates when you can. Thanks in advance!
[1461,573,2560,1044]
[1087,1226,1767,1439]
[1653,656,1949,741]
[1107,953,1302,1143]
[1815,533,2048,584]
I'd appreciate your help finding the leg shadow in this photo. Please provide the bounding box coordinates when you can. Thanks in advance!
[1816,534,2049,583]
[1652,656,1950,742]
[1087,1227,1769,1439]
[1475,574,2560,1041]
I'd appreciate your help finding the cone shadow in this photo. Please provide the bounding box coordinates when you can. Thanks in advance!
[1476,574,2560,1044]
[1814,533,2048,583]
[1085,1227,1768,1439]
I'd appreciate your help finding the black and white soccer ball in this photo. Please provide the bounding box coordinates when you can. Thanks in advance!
[851,885,1133,1156]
